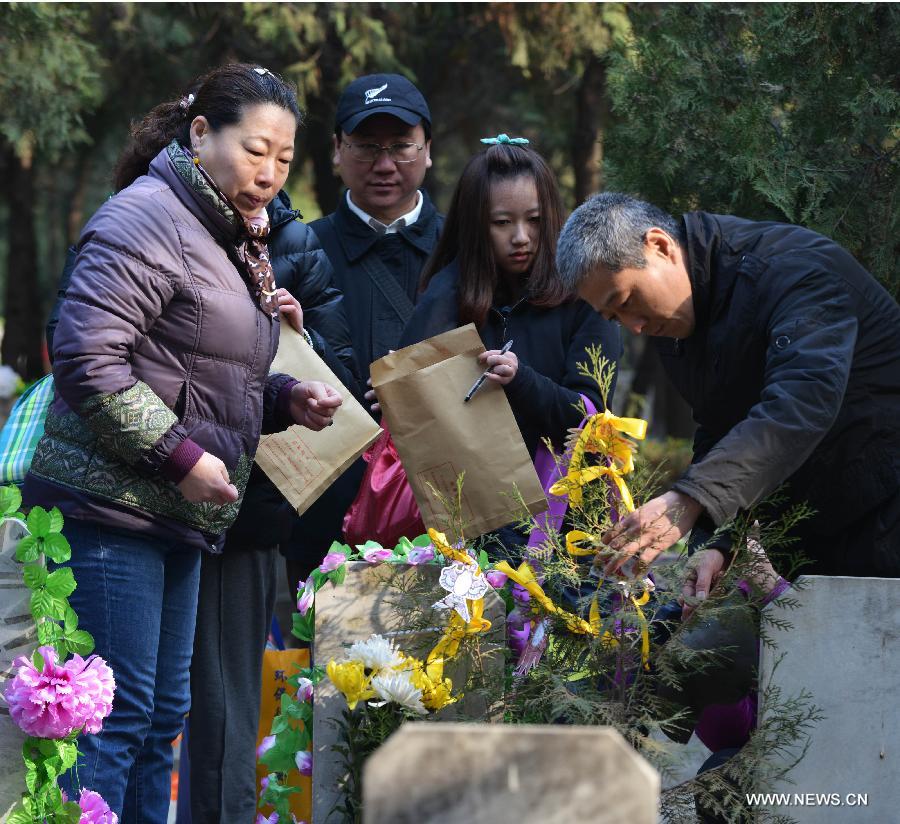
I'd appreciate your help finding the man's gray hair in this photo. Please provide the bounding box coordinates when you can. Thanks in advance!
[556,192,683,290]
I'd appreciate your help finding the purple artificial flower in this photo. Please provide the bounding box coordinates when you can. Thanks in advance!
[484,570,508,589]
[77,789,119,824]
[295,750,312,776]
[256,735,276,759]
[296,579,315,616]
[506,609,532,658]
[256,814,279,824]
[296,677,314,703]
[406,546,435,565]
[4,645,115,739]
[318,552,346,573]
[511,583,531,606]
[362,546,393,564]
[260,775,270,796]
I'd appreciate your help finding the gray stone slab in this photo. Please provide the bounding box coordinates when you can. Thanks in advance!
[312,562,505,824]
[759,575,899,822]
[0,518,34,821]
[363,722,660,824]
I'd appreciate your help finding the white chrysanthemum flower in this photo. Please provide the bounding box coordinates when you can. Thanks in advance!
[370,670,427,715]
[346,634,402,672]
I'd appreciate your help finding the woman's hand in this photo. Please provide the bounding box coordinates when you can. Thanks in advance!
[290,380,342,430]
[177,452,240,505]
[478,348,519,385]
[276,287,304,335]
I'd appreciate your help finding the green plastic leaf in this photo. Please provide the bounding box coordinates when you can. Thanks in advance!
[42,532,71,564]
[23,563,48,590]
[24,765,38,794]
[6,805,33,824]
[310,569,325,589]
[355,539,383,552]
[0,485,22,516]
[15,534,41,563]
[327,539,351,558]
[30,588,54,619]
[411,533,433,547]
[44,758,59,782]
[271,714,289,735]
[393,536,413,556]
[58,741,77,770]
[38,738,57,757]
[64,629,94,657]
[478,550,489,569]
[292,612,313,642]
[60,802,85,824]
[31,648,45,671]
[329,563,347,586]
[48,507,64,533]
[26,506,51,538]
[36,621,62,645]
[64,606,78,633]
[45,567,76,599]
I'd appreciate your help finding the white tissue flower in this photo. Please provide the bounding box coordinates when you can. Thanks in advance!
[346,634,402,672]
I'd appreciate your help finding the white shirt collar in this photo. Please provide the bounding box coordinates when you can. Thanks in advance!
[346,190,423,235]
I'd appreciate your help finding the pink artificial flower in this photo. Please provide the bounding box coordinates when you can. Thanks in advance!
[362,546,393,564]
[256,814,278,824]
[257,735,276,759]
[260,775,270,796]
[4,645,115,739]
[296,579,315,616]
[406,546,435,565]
[77,789,118,824]
[506,609,532,658]
[484,570,508,589]
[318,552,346,573]
[296,677,314,703]
[295,750,312,776]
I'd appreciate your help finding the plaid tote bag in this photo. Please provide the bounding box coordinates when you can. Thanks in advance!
[0,375,54,486]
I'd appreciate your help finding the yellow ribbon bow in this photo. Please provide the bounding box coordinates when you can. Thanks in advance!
[429,528,479,568]
[549,410,648,510]
[493,560,597,636]
[589,588,652,670]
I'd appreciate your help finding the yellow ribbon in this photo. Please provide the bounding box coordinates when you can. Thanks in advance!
[549,410,647,509]
[493,560,597,636]
[566,529,596,557]
[588,589,651,670]
[428,528,479,568]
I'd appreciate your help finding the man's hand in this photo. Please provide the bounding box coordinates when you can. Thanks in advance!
[599,490,703,576]
[364,378,380,414]
[178,452,240,505]
[290,380,342,430]
[276,287,304,334]
[681,549,727,620]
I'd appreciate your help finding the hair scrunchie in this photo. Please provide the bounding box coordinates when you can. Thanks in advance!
[480,133,529,145]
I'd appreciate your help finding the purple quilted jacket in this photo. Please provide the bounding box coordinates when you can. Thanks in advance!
[25,148,296,550]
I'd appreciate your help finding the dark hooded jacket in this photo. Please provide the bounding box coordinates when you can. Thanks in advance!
[661,212,900,572]
[399,260,620,457]
[26,147,297,551]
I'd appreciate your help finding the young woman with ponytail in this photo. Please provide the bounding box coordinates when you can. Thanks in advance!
[23,63,342,821]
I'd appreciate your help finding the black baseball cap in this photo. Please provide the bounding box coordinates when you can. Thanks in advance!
[335,73,431,135]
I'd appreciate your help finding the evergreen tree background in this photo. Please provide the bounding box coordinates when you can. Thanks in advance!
[0,2,896,389]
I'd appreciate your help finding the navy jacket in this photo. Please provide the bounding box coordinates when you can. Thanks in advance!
[399,260,621,457]
[662,212,900,567]
[311,191,443,381]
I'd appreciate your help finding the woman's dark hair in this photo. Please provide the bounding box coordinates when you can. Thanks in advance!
[113,63,302,192]
[420,143,570,328]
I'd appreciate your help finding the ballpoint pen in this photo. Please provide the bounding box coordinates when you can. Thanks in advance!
[464,339,514,403]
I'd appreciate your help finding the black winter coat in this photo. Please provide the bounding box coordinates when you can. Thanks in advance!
[399,260,621,457]
[662,212,900,571]
[311,191,443,381]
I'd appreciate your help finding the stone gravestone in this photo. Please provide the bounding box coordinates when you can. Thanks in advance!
[313,561,506,824]
[363,723,660,824]
[759,575,900,822]
[0,518,34,821]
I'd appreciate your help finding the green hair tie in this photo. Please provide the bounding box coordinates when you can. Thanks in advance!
[480,133,529,146]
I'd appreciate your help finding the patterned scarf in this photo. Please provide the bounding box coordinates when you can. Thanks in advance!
[167,140,279,319]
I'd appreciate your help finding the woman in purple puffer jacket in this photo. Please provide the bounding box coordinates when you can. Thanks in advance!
[23,64,341,821]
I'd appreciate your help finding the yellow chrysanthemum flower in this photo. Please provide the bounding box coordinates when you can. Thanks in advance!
[326,659,375,709]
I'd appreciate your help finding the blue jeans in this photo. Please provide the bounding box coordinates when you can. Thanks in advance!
[56,519,201,823]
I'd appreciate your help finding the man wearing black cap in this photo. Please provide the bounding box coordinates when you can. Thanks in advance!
[311,72,443,381]
[283,74,443,590]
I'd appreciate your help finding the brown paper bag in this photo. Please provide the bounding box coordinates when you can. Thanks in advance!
[370,324,547,539]
[255,326,381,516]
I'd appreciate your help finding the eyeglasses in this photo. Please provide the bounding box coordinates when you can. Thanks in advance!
[342,140,425,164]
